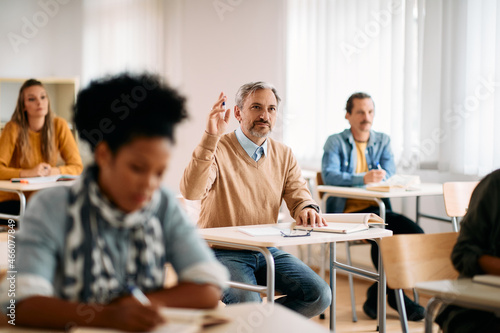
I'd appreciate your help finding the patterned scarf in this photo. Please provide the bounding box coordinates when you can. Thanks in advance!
[62,165,165,303]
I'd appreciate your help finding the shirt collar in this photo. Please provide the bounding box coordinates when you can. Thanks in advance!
[235,126,268,159]
[345,128,376,147]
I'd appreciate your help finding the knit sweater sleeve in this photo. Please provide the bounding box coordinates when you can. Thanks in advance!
[54,118,83,175]
[282,146,319,220]
[0,121,22,179]
[180,132,220,200]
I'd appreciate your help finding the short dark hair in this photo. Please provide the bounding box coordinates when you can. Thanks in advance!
[74,73,187,152]
[345,92,373,114]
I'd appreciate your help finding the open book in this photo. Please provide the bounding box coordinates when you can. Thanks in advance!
[472,274,500,288]
[294,213,384,234]
[11,174,79,184]
[365,174,421,192]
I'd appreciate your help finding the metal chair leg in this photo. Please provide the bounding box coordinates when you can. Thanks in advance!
[345,241,358,322]
[424,297,443,333]
[451,216,459,232]
[395,288,409,333]
[319,243,326,319]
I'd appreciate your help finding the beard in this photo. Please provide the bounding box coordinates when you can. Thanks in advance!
[248,121,272,138]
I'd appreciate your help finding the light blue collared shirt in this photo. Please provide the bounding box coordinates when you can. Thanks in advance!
[235,127,268,161]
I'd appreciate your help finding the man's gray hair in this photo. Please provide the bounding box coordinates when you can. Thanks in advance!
[235,81,281,110]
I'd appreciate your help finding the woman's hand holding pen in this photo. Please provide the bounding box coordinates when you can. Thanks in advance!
[19,163,52,178]
[206,92,231,136]
[104,290,164,332]
[97,303,165,332]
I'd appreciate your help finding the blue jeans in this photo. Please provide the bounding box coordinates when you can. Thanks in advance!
[213,247,331,318]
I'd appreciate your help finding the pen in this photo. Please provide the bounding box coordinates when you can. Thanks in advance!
[220,96,226,119]
[376,163,388,181]
[129,286,151,306]
[11,179,29,184]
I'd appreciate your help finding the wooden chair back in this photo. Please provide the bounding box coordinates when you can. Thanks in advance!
[316,172,325,199]
[381,232,459,290]
[443,181,479,218]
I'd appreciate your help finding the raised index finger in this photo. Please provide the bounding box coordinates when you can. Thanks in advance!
[211,92,226,110]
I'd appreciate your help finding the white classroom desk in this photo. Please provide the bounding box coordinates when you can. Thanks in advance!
[203,303,329,333]
[416,278,500,333]
[199,223,393,332]
[317,183,447,224]
[0,303,329,333]
[0,180,76,221]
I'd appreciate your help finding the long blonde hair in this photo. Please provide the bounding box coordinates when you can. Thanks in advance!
[10,79,55,165]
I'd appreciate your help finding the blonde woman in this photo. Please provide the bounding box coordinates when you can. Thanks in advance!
[0,79,83,224]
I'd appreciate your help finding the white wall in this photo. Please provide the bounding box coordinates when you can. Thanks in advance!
[0,0,83,78]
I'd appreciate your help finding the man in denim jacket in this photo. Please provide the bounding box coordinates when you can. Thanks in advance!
[321,92,424,321]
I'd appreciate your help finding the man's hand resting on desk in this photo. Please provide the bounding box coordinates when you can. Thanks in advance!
[296,208,327,227]
[364,169,386,184]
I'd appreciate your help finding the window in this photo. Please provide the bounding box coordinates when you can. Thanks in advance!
[285,0,500,176]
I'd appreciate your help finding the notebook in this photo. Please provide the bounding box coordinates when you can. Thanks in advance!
[11,174,79,184]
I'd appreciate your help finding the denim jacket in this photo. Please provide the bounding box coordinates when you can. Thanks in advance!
[321,129,396,213]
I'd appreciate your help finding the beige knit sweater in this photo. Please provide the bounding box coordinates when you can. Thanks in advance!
[180,131,317,228]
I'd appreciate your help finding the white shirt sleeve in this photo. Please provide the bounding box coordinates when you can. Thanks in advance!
[178,261,229,290]
[0,273,54,313]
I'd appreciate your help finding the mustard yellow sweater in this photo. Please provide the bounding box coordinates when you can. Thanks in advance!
[0,117,83,202]
[180,131,317,228]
